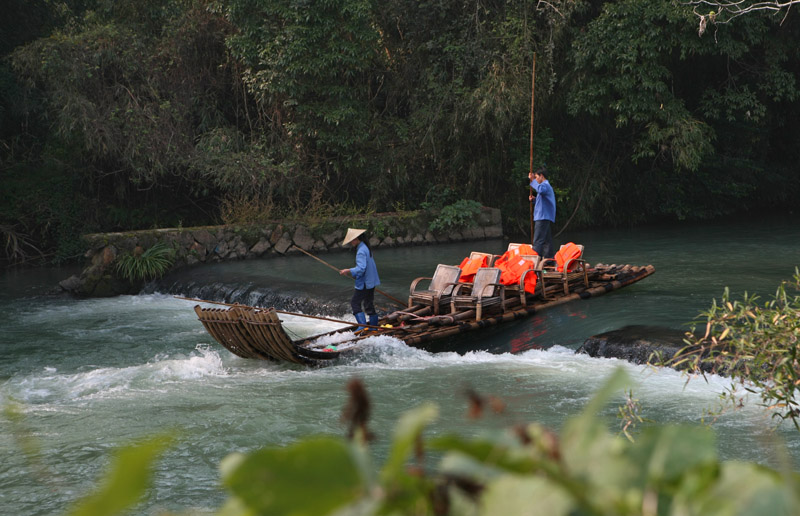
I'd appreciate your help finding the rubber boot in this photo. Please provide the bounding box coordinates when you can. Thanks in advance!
[354,312,367,332]
[368,314,379,331]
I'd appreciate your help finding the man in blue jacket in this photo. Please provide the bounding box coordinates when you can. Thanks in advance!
[339,228,381,330]
[528,166,556,258]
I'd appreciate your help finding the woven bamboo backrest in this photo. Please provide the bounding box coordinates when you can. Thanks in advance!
[430,264,461,293]
[557,243,584,256]
[507,242,537,258]
[468,251,492,261]
[472,267,501,298]
[523,255,542,270]
[555,243,584,271]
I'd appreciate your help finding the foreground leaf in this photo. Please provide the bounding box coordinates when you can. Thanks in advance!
[380,402,438,482]
[67,434,174,516]
[481,475,574,516]
[690,461,800,516]
[221,437,364,516]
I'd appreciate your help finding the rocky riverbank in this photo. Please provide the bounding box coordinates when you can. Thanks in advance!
[59,207,503,297]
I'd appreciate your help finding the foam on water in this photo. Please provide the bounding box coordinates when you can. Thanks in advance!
[1,292,769,429]
[319,336,781,426]
[3,345,229,406]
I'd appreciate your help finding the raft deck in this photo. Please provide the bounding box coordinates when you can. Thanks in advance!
[194,263,655,365]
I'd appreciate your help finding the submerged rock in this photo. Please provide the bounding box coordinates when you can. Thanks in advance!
[577,325,690,365]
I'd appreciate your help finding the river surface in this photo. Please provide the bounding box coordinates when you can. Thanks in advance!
[1,217,800,515]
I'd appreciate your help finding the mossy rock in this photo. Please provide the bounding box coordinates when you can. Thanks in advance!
[233,225,264,248]
[307,219,340,241]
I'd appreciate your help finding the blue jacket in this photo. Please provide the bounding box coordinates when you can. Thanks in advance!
[350,242,380,290]
[530,179,556,223]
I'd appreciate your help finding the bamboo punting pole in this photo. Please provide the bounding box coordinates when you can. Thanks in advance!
[178,295,404,333]
[529,52,537,246]
[177,295,263,310]
[384,304,425,321]
[291,245,406,307]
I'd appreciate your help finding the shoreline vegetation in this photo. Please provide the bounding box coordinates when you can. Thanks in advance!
[59,206,502,297]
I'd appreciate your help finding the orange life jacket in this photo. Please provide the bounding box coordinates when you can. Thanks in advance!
[494,245,536,269]
[458,255,488,282]
[494,255,538,293]
[497,256,538,293]
[555,242,582,272]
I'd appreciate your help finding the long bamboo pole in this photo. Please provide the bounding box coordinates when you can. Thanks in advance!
[290,245,406,307]
[529,52,537,246]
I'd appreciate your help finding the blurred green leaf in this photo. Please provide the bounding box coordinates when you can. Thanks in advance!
[629,425,718,486]
[67,434,174,516]
[380,402,438,482]
[481,476,574,516]
[221,436,364,516]
[690,461,800,516]
[431,433,534,476]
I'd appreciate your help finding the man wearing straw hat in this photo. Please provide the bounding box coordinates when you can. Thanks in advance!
[339,228,381,331]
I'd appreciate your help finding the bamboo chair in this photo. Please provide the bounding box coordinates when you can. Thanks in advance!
[468,251,498,267]
[506,242,528,252]
[450,267,505,321]
[495,244,545,304]
[540,243,589,295]
[505,255,548,306]
[408,264,462,315]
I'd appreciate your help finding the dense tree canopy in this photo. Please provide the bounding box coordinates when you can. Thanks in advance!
[1,0,799,263]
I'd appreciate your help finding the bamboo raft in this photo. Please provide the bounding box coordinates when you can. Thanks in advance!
[192,263,655,365]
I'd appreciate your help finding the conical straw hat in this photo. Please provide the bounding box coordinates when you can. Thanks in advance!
[342,228,366,246]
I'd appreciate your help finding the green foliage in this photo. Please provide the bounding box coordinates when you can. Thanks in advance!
[662,271,800,429]
[4,0,800,253]
[0,224,43,265]
[225,0,380,177]
[220,437,366,515]
[429,200,483,233]
[564,0,800,225]
[420,187,460,211]
[568,0,714,171]
[67,434,174,516]
[617,389,649,443]
[0,159,91,265]
[115,242,175,282]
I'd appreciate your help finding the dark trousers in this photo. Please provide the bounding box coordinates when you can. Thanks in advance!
[533,220,554,258]
[351,288,376,315]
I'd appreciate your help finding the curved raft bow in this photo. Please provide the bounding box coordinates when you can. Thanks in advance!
[192,263,656,366]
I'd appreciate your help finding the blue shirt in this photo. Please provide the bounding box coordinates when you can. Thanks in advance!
[530,179,556,223]
[350,242,380,290]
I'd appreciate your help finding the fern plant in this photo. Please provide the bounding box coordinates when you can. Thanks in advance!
[115,242,174,282]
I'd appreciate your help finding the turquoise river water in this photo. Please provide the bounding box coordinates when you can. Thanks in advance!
[1,216,800,514]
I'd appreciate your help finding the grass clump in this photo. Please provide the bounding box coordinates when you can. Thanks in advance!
[115,242,175,282]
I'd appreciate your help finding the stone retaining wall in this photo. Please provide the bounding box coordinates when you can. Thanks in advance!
[60,207,503,297]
